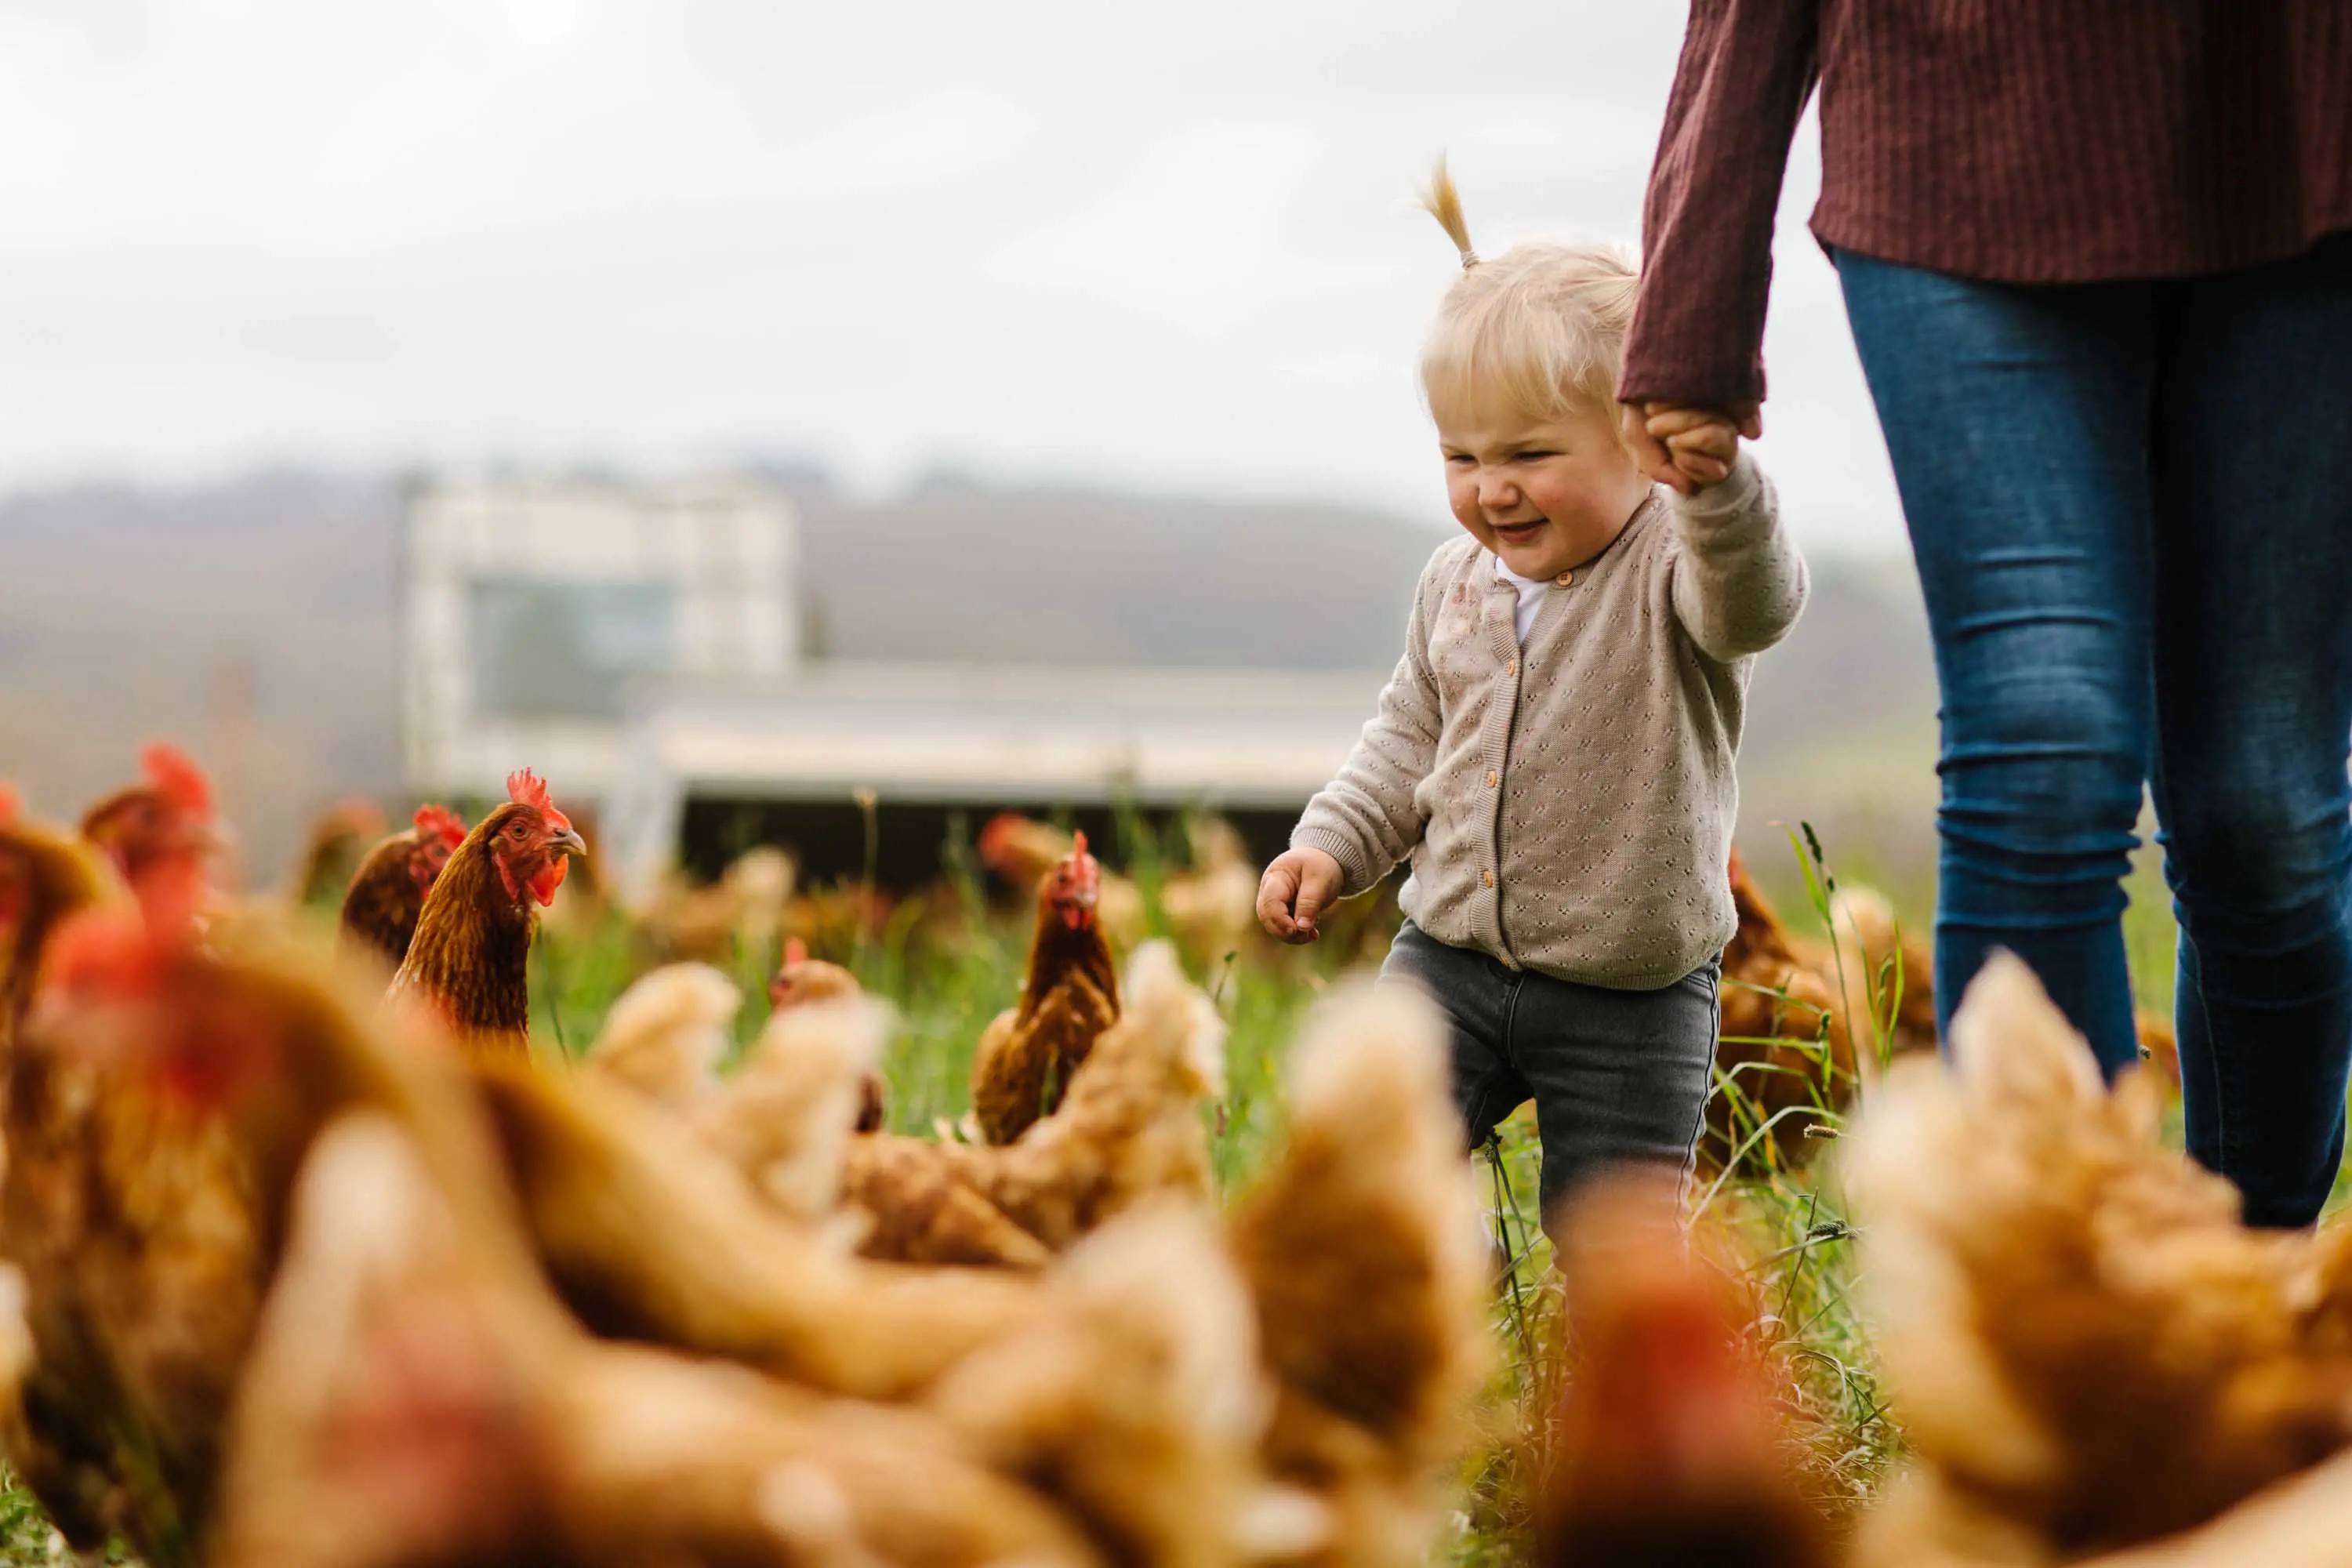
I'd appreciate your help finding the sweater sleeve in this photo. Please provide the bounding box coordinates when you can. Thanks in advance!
[1290,572,1443,899]
[1668,455,1808,662]
[1617,0,1822,408]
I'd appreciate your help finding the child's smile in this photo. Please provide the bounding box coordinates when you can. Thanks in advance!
[1489,517,1550,550]
[1436,398,1653,581]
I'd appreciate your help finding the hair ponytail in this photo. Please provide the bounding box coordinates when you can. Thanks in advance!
[1420,155,1478,271]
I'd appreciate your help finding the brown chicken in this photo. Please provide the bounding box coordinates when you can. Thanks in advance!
[1,901,516,1563]
[388,769,587,1056]
[835,1134,1059,1270]
[1227,976,1493,1567]
[0,785,117,1053]
[1847,953,2352,1563]
[1817,883,1938,1062]
[971,832,1120,1145]
[772,936,884,1131]
[336,804,468,975]
[1541,1172,1835,1568]
[938,940,1222,1251]
[823,940,1223,1270]
[583,959,886,1210]
[647,844,797,964]
[978,811,1264,969]
[463,1051,1050,1401]
[982,813,1149,948]
[286,797,387,910]
[925,1201,1323,1568]
[695,994,899,1244]
[1715,850,1860,1170]
[78,741,223,936]
[209,1111,1101,1568]
[582,961,741,1110]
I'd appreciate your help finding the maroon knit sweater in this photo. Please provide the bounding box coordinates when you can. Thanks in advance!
[1618,2,2352,408]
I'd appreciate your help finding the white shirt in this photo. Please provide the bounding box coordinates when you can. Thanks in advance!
[1492,554,1551,644]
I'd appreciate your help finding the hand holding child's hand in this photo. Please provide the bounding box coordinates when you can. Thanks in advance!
[1258,847,1344,945]
[1620,401,1761,495]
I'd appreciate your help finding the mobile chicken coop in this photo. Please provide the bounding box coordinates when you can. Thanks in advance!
[403,474,1392,906]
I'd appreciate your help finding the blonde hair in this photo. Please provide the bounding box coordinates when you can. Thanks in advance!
[1417,157,1640,428]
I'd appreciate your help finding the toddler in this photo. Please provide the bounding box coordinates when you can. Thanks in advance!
[1257,165,1807,1223]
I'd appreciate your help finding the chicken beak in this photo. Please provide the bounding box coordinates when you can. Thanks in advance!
[551,828,588,859]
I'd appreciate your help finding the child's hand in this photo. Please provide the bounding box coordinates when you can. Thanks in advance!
[1258,847,1344,945]
[1621,401,1761,495]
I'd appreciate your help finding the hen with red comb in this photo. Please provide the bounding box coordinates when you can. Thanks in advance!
[388,771,586,1054]
[337,804,473,975]
[968,832,1120,1145]
[77,741,223,941]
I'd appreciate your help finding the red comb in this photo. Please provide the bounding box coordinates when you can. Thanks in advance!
[784,936,809,967]
[1072,829,1088,859]
[0,782,18,830]
[413,804,467,848]
[505,769,572,836]
[142,742,214,820]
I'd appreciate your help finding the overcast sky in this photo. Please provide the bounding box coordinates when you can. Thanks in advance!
[0,0,1907,555]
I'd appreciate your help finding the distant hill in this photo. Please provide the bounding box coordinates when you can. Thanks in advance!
[797,475,1435,670]
[0,466,1938,884]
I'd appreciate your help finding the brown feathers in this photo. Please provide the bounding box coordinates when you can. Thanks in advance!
[389,797,584,1056]
[971,837,1120,1145]
[1849,955,2352,1560]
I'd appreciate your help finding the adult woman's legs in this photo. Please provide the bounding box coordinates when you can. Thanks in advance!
[1835,252,2154,1075]
[2148,237,2352,1227]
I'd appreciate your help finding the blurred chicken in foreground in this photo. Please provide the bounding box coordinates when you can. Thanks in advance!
[2,901,516,1561]
[1848,953,2352,1561]
[1530,1155,2352,1568]
[1229,977,1491,1566]
[464,1047,1051,1400]
[0,786,116,1054]
[771,937,884,1130]
[807,942,1220,1269]
[583,960,740,1111]
[1541,1172,1834,1568]
[212,1112,1102,1568]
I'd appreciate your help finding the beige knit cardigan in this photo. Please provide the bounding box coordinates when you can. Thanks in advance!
[1293,455,1807,989]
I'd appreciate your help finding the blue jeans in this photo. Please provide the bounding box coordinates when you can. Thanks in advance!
[1378,922,1719,1227]
[1837,237,2352,1226]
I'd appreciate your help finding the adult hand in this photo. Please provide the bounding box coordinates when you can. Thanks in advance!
[1258,847,1344,945]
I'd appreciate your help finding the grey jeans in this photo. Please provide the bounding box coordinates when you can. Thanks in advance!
[1378,921,1719,1225]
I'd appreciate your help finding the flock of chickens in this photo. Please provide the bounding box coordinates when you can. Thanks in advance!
[1,742,2343,1568]
[0,748,1489,1567]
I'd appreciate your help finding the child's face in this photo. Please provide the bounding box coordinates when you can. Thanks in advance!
[1437,395,1651,579]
